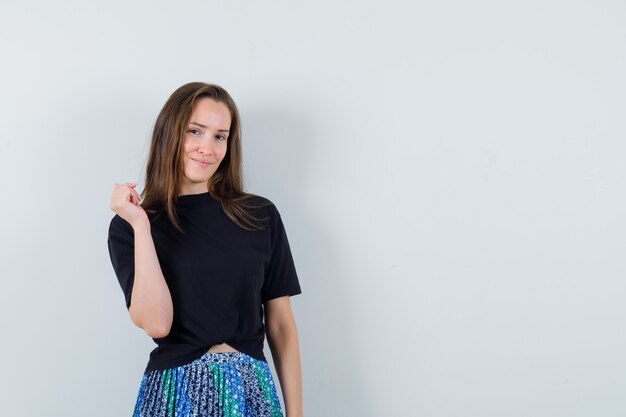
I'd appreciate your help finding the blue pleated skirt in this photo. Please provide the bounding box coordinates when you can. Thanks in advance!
[132,351,283,417]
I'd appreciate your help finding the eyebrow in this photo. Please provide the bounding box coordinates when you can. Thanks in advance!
[189,121,230,133]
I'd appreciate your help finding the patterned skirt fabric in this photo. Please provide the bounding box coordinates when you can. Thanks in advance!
[132,351,283,417]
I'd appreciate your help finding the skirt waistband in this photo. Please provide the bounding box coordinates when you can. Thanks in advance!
[192,351,257,366]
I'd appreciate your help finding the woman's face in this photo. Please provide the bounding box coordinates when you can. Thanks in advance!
[179,97,231,195]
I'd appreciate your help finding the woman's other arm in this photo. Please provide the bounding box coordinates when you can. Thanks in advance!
[265,296,303,417]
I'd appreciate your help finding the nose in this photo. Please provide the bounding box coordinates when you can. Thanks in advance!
[196,136,214,155]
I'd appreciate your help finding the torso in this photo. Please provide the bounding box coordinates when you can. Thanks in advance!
[207,343,240,353]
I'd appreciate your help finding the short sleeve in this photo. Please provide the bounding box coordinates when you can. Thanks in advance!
[261,203,302,303]
[107,215,135,309]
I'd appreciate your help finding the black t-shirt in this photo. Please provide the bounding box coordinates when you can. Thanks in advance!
[107,192,302,372]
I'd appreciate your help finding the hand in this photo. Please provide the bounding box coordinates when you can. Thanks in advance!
[109,182,148,229]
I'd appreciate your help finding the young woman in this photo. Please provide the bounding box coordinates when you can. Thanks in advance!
[107,82,304,417]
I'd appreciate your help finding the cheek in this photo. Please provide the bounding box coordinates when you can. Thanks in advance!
[217,143,228,159]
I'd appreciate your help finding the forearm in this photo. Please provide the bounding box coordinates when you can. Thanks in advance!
[267,324,303,417]
[130,221,173,337]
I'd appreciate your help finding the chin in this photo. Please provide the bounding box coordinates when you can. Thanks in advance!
[185,173,213,184]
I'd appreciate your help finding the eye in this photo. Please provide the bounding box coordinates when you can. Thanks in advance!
[217,135,227,141]
[188,128,201,135]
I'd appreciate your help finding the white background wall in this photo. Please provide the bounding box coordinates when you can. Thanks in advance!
[1,1,624,416]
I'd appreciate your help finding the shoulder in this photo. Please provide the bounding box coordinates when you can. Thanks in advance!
[108,214,133,237]
[242,192,272,205]
[241,193,278,214]
[240,193,284,230]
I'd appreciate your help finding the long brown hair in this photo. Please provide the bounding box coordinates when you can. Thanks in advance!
[139,82,269,233]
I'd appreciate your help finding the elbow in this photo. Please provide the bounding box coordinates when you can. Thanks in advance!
[266,321,298,342]
[145,323,171,339]
[141,316,172,339]
[129,304,173,338]
[141,315,172,338]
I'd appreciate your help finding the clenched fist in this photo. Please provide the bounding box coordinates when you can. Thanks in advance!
[109,182,149,229]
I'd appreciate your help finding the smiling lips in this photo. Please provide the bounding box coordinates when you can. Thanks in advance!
[192,158,211,168]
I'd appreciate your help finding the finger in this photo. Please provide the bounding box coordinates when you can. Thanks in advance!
[124,185,137,197]
[113,183,135,196]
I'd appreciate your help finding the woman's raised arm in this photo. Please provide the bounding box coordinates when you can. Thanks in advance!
[109,183,173,338]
